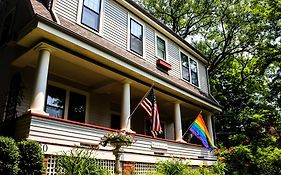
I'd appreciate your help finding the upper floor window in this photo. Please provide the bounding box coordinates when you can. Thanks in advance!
[81,0,101,32]
[129,18,143,56]
[180,52,199,87]
[156,36,166,60]
[181,52,190,82]
[190,59,199,86]
[45,84,87,123]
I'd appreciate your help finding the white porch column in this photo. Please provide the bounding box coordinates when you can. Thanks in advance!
[120,81,131,131]
[174,102,184,142]
[206,114,214,145]
[30,47,51,114]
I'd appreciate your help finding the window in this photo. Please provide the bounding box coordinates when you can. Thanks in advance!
[180,52,199,87]
[46,85,66,118]
[45,84,87,123]
[190,59,199,86]
[81,0,101,31]
[181,52,190,82]
[130,18,143,56]
[68,92,86,123]
[156,36,166,60]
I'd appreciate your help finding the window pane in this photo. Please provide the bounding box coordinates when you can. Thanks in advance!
[130,35,143,55]
[190,59,198,73]
[82,7,99,31]
[68,92,86,123]
[182,67,190,81]
[191,72,199,86]
[45,85,66,118]
[131,19,142,39]
[190,59,199,86]
[157,48,165,59]
[181,53,189,68]
[84,0,100,13]
[157,37,166,59]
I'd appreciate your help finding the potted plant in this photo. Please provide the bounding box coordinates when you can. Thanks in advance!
[100,132,135,175]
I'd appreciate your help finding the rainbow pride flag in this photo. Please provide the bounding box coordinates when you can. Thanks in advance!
[189,113,215,150]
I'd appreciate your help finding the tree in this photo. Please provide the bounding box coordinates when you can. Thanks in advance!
[137,0,281,174]
[137,0,216,38]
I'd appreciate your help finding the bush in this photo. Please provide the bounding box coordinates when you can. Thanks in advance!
[56,148,109,175]
[255,146,281,175]
[17,140,43,175]
[152,158,225,175]
[0,136,19,175]
[156,158,188,175]
[216,145,254,175]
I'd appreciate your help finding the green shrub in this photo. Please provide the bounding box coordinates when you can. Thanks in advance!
[56,148,109,175]
[17,140,43,175]
[156,158,188,175]
[0,136,19,175]
[151,158,225,175]
[216,145,253,175]
[255,146,281,175]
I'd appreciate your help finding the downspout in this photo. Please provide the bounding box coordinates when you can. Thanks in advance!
[49,0,60,24]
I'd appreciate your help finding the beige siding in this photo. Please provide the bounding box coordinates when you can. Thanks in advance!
[198,63,209,93]
[103,0,128,49]
[88,92,112,128]
[55,0,79,22]
[145,26,156,65]
[167,42,180,78]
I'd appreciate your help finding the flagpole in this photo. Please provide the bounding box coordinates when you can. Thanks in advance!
[125,84,155,130]
[182,111,202,138]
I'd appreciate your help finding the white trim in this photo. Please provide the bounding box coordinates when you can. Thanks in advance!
[76,0,104,36]
[47,80,90,122]
[127,13,145,59]
[155,33,168,62]
[64,90,70,120]
[179,49,200,89]
[30,24,222,112]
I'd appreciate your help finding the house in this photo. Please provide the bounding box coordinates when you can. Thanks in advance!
[0,0,222,174]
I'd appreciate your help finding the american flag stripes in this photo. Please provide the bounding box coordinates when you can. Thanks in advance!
[140,88,162,137]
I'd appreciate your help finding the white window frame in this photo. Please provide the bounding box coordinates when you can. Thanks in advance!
[77,0,104,36]
[127,14,145,58]
[179,50,200,88]
[155,33,168,62]
[46,81,90,123]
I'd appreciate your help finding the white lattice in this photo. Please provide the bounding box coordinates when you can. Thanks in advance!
[135,162,156,175]
[46,156,115,175]
[46,155,59,175]
[98,159,115,173]
[46,156,156,175]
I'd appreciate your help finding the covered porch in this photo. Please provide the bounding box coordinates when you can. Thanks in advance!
[9,41,219,171]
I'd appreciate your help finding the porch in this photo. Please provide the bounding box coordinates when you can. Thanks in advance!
[15,112,216,165]
[6,41,219,171]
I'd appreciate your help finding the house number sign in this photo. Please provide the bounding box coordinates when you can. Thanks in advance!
[40,144,48,152]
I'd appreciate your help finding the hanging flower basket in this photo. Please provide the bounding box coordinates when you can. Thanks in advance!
[100,132,135,148]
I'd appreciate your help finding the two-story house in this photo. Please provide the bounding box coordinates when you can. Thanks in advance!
[0,0,222,174]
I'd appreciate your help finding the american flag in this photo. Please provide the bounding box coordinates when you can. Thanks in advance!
[140,88,162,137]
